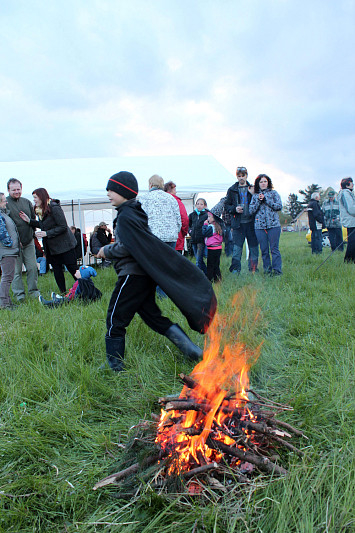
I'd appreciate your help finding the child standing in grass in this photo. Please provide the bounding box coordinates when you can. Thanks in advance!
[96,171,216,372]
[202,210,224,282]
[188,198,208,273]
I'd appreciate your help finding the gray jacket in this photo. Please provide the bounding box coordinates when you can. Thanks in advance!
[249,190,282,229]
[0,209,20,260]
[338,189,355,228]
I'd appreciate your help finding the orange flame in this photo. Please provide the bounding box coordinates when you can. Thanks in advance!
[156,293,262,474]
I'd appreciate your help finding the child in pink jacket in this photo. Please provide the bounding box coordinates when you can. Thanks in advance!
[202,211,224,282]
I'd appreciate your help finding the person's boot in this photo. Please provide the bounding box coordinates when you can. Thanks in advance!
[105,336,125,372]
[164,324,203,361]
[39,295,62,308]
[51,292,70,304]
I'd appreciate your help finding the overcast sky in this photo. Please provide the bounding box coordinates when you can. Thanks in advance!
[1,0,354,199]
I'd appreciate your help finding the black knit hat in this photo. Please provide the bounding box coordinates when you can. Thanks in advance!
[106,171,138,199]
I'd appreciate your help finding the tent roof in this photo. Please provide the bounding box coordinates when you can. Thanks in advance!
[0,155,234,201]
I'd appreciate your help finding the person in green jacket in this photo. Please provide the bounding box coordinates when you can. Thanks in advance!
[6,178,40,301]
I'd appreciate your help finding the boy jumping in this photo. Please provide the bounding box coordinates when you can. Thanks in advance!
[97,171,216,371]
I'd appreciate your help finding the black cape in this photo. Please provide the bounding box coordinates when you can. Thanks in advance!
[116,201,217,334]
[77,278,102,302]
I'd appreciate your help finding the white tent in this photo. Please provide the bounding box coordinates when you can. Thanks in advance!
[1,155,234,261]
[1,154,233,243]
[0,154,234,200]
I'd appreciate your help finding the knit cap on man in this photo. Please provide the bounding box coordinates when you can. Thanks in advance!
[106,171,138,200]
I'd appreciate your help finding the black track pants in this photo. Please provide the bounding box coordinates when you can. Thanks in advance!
[106,274,173,338]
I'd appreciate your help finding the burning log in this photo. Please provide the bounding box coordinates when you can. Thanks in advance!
[94,304,307,495]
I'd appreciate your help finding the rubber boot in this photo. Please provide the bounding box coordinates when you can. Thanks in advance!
[164,324,203,361]
[105,336,125,372]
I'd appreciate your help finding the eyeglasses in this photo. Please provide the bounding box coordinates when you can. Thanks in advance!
[237,167,247,173]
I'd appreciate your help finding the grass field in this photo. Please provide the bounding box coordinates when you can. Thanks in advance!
[0,232,354,532]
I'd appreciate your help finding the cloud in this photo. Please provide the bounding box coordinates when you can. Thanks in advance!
[0,0,354,199]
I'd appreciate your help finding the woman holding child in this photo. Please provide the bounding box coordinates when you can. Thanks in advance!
[19,188,77,293]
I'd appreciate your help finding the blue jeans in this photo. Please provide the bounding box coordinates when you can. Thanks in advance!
[230,223,259,272]
[37,256,47,274]
[255,227,282,274]
[192,243,207,274]
[311,229,322,254]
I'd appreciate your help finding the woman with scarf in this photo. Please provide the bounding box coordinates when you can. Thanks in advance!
[249,174,283,276]
[0,192,20,309]
[19,188,77,293]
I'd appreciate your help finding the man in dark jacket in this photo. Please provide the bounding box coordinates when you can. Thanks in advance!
[96,222,112,246]
[6,178,40,301]
[96,171,216,372]
[307,192,324,254]
[225,166,259,273]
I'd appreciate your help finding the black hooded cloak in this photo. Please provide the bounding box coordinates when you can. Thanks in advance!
[115,201,217,334]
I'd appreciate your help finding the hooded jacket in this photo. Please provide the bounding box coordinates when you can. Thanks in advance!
[29,199,76,256]
[104,199,217,334]
[188,210,208,243]
[338,189,355,228]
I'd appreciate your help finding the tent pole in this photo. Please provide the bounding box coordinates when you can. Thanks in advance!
[78,199,87,266]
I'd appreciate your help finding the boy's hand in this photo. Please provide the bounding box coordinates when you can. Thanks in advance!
[96,247,106,258]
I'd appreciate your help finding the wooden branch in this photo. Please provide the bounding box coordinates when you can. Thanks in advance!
[179,373,197,389]
[182,462,218,479]
[246,389,293,410]
[270,418,308,438]
[165,400,207,412]
[93,455,160,490]
[207,438,288,476]
[240,420,304,457]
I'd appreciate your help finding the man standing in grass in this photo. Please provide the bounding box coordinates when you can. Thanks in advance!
[96,171,216,372]
[225,166,259,273]
[6,178,40,301]
[307,192,324,254]
[322,190,343,252]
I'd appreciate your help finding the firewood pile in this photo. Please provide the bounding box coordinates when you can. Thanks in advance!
[93,372,307,495]
[93,303,307,496]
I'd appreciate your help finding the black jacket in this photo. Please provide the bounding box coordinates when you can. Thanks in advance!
[225,181,254,229]
[188,210,208,244]
[307,199,324,231]
[77,278,102,302]
[29,200,76,256]
[104,200,217,334]
[96,227,112,246]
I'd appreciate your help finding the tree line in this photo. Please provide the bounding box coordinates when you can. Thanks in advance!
[284,183,331,221]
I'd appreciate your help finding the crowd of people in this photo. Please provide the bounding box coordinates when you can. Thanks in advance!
[306,178,355,263]
[0,169,354,370]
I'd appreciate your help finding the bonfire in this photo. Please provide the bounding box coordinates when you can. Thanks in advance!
[94,296,307,494]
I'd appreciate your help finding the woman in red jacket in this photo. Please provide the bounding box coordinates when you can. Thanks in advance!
[164,181,189,254]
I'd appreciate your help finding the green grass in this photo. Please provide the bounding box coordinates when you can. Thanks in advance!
[0,233,354,532]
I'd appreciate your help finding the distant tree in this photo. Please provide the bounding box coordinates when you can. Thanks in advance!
[298,184,322,206]
[285,193,303,220]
